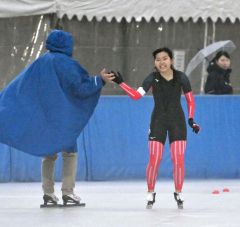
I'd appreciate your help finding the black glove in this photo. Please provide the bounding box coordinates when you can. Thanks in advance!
[111,71,124,84]
[188,118,200,134]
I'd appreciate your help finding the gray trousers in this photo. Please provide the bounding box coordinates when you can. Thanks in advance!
[41,151,77,195]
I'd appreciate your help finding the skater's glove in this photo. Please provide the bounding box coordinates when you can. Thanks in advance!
[111,71,124,84]
[188,118,200,134]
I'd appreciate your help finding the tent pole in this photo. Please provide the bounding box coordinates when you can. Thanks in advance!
[212,20,216,43]
[200,20,208,94]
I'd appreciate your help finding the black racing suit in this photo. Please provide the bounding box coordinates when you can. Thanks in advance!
[141,70,192,144]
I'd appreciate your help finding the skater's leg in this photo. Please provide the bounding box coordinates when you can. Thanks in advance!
[61,151,77,196]
[170,140,186,209]
[146,140,163,209]
[41,154,59,206]
[146,140,164,192]
[170,140,186,192]
[42,154,58,194]
[61,151,83,205]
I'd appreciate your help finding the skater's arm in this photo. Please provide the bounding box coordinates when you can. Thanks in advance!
[181,73,200,134]
[72,74,104,98]
[57,59,115,98]
[119,83,144,100]
[184,92,200,133]
[113,72,153,100]
[180,73,194,118]
[184,91,194,119]
[73,67,115,98]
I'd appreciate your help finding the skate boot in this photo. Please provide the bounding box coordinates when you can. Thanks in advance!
[40,193,59,208]
[174,192,184,209]
[62,194,86,207]
[146,192,156,209]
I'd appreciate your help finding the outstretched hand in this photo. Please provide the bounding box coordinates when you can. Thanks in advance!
[100,69,115,83]
[111,71,124,84]
[188,118,200,134]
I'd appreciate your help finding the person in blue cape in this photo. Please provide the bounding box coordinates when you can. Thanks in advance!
[0,30,115,206]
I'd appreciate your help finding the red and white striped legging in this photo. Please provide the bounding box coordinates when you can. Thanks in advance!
[146,140,186,192]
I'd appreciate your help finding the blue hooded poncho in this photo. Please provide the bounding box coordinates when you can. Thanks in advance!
[0,30,104,156]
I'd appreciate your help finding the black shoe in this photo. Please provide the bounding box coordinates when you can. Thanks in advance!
[146,192,156,209]
[174,192,184,209]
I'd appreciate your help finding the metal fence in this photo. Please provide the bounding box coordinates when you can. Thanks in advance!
[0,14,239,94]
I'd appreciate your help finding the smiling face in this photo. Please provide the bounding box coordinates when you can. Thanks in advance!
[216,55,231,70]
[154,51,173,73]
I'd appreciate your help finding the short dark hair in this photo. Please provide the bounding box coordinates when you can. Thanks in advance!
[152,47,173,59]
[214,51,230,61]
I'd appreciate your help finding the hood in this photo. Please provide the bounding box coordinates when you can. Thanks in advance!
[46,30,73,56]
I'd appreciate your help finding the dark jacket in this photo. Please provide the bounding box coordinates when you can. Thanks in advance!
[204,62,233,94]
[0,30,104,156]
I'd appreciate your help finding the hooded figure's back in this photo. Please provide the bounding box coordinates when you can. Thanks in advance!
[0,30,104,156]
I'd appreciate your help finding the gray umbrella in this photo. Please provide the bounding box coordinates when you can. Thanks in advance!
[185,40,236,77]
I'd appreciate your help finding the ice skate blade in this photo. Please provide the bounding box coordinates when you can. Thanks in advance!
[177,204,183,209]
[40,203,86,208]
[60,203,86,207]
[146,204,153,209]
[40,204,62,208]
[146,201,154,209]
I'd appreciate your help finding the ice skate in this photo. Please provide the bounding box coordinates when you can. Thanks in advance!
[62,194,86,207]
[146,192,156,209]
[40,193,60,208]
[174,192,184,209]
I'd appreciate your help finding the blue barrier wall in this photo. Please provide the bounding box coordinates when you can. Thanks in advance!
[0,95,239,182]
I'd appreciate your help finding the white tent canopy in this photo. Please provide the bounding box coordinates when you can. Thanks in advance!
[0,0,239,23]
[0,0,55,17]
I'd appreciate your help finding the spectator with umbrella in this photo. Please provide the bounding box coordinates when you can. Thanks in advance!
[185,40,236,94]
[204,51,233,94]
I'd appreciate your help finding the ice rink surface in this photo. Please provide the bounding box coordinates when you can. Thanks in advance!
[0,180,240,227]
